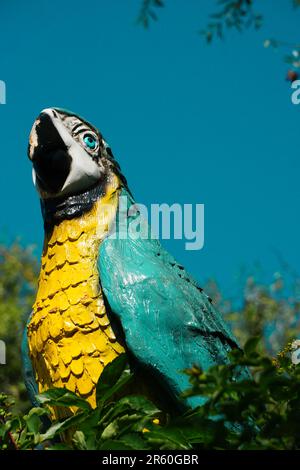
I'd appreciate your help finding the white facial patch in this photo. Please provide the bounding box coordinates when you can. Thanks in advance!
[28,119,40,160]
[60,139,102,196]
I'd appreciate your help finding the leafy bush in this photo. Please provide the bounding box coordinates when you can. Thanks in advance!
[0,243,38,412]
[1,339,300,450]
[204,269,300,355]
[1,243,300,450]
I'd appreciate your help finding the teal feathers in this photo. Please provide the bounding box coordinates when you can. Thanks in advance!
[99,188,246,408]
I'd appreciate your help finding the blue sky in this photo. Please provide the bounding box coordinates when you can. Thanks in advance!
[0,0,300,296]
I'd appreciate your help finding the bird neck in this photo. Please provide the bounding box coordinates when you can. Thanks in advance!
[40,174,121,229]
[28,173,125,414]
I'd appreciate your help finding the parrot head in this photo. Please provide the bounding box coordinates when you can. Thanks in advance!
[28,108,125,200]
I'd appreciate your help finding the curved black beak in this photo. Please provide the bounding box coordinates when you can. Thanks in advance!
[29,112,71,194]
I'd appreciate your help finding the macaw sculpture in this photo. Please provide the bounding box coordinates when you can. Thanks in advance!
[22,108,244,417]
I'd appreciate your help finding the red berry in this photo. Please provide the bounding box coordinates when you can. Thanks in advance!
[286,70,299,82]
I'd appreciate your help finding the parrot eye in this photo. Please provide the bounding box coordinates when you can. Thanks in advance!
[82,132,98,151]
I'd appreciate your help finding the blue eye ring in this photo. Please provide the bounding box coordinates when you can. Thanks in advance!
[82,132,98,151]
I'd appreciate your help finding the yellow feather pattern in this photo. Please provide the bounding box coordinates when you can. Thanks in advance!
[27,176,125,415]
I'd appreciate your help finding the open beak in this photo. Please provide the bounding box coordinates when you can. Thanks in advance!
[28,109,72,195]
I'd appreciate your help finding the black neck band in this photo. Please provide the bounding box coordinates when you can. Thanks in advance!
[41,182,105,229]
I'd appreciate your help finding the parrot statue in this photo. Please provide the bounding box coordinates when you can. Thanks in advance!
[22,107,245,417]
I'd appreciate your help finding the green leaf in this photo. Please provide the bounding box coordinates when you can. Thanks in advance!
[96,354,128,404]
[38,412,86,441]
[99,401,136,429]
[101,411,149,441]
[77,408,101,433]
[37,388,91,411]
[119,432,150,450]
[99,369,133,406]
[101,420,119,440]
[148,10,157,21]
[99,395,160,433]
[24,407,49,434]
[72,430,87,450]
[98,439,135,450]
[117,395,160,416]
[144,428,192,450]
[38,421,66,442]
[48,443,73,450]
[244,337,261,356]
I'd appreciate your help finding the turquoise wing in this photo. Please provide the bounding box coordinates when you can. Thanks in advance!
[21,315,39,407]
[99,188,244,408]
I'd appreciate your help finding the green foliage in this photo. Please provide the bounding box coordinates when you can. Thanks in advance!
[137,1,300,74]
[1,343,300,450]
[0,394,19,449]
[204,270,300,355]
[0,243,38,412]
[1,242,300,449]
[182,339,300,450]
[0,355,162,450]
[200,0,263,44]
[137,0,164,28]
[137,0,263,38]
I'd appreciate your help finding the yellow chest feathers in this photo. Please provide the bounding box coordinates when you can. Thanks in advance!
[27,181,125,410]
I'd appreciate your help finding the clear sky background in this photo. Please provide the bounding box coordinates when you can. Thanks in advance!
[0,0,299,297]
